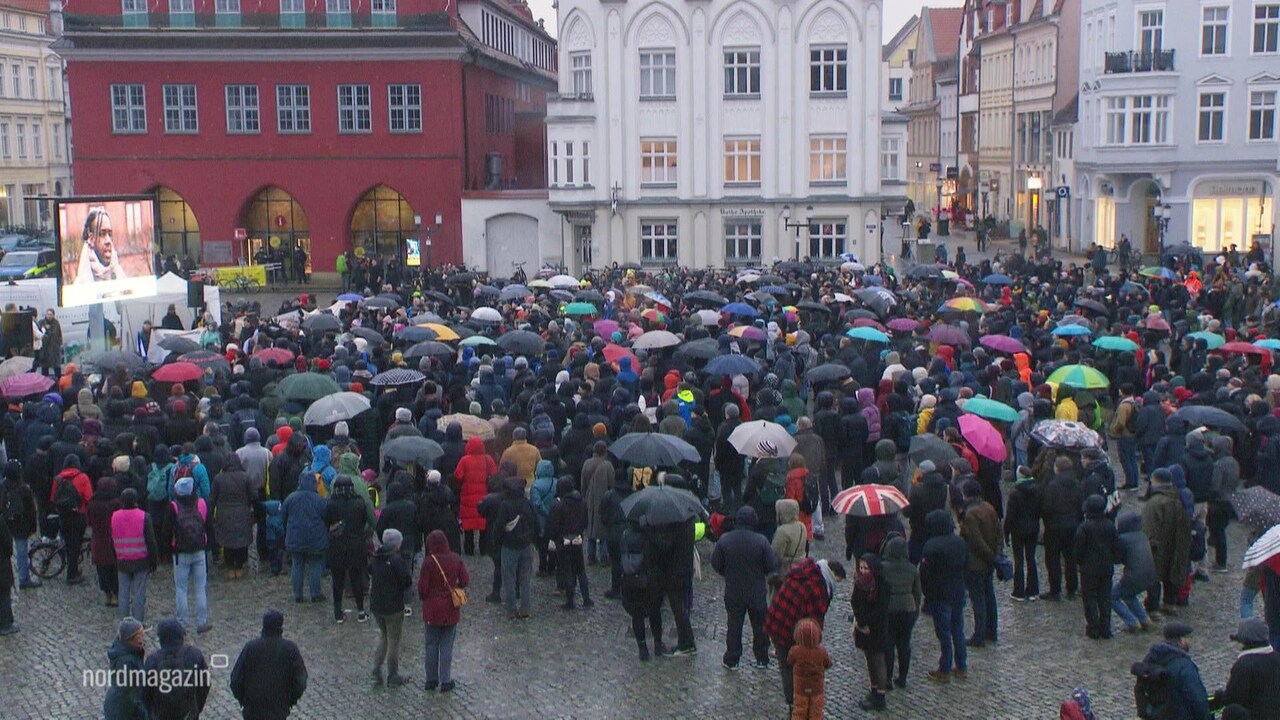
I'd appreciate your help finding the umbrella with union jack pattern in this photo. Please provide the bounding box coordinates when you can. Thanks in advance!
[831,484,910,517]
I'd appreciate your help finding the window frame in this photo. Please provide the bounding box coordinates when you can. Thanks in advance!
[276,84,311,135]
[1197,90,1226,142]
[110,83,147,134]
[723,48,761,97]
[724,220,762,264]
[569,52,592,96]
[336,83,372,134]
[15,122,25,160]
[638,50,677,100]
[1255,3,1280,54]
[30,121,40,159]
[723,136,761,186]
[162,83,199,134]
[224,84,260,135]
[809,45,848,96]
[387,83,422,134]
[1201,6,1230,56]
[888,76,903,102]
[808,135,847,183]
[880,135,901,181]
[1250,88,1278,140]
[807,219,847,259]
[0,121,8,160]
[639,220,678,264]
[640,138,678,186]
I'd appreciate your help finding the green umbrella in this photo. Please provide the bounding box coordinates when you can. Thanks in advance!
[459,335,497,348]
[563,302,598,317]
[1046,364,1110,390]
[1092,336,1140,352]
[276,372,342,402]
[1186,331,1225,350]
[961,397,1019,423]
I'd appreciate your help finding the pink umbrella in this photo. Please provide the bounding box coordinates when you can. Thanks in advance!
[594,319,621,337]
[1143,316,1171,332]
[979,335,1028,355]
[887,318,920,333]
[729,325,767,341]
[255,347,295,365]
[957,414,1007,463]
[602,343,640,371]
[853,317,888,332]
[0,372,53,399]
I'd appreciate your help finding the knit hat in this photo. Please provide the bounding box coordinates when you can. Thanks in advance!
[382,528,403,550]
[920,394,937,409]
[1163,621,1194,641]
[395,407,412,423]
[118,617,144,642]
[262,609,285,636]
[174,476,195,496]
[1231,618,1270,647]
[244,427,260,444]
[469,401,482,416]
[426,470,442,485]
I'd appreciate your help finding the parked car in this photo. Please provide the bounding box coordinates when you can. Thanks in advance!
[0,249,57,281]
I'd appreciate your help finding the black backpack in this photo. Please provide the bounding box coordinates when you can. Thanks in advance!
[619,528,647,588]
[1131,659,1174,720]
[171,500,206,553]
[53,475,82,514]
[799,473,821,515]
[151,649,197,719]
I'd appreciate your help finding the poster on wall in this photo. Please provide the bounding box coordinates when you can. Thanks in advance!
[405,238,421,267]
[56,195,158,308]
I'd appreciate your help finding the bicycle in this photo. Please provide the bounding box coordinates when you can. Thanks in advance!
[28,516,92,580]
[220,273,263,294]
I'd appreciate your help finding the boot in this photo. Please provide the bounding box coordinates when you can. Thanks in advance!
[637,642,651,662]
[858,691,886,711]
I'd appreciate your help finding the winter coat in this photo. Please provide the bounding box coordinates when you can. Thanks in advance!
[711,505,779,610]
[1041,471,1085,532]
[1115,513,1157,596]
[907,472,949,539]
[229,630,308,720]
[959,498,1002,574]
[1143,484,1193,587]
[850,554,890,653]
[1212,437,1240,500]
[793,428,826,484]
[598,473,632,545]
[281,482,328,555]
[376,483,421,555]
[1133,392,1167,446]
[87,486,121,567]
[580,454,614,541]
[880,535,921,615]
[324,491,369,569]
[499,438,541,488]
[102,639,147,720]
[454,437,496,532]
[1214,646,1280,720]
[1142,642,1211,720]
[546,483,589,547]
[920,509,968,605]
[141,620,211,719]
[1181,441,1217,503]
[419,483,461,553]
[1003,478,1041,538]
[1073,499,1120,578]
[857,388,882,443]
[418,530,469,627]
[369,543,413,615]
[765,558,835,650]
[530,462,557,535]
[643,518,696,590]
[210,461,256,550]
[771,499,808,569]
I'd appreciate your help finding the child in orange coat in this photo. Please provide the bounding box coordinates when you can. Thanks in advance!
[784,454,813,538]
[788,617,832,720]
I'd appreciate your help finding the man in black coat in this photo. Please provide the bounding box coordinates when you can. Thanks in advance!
[1073,494,1120,639]
[230,609,308,720]
[644,517,697,655]
[141,619,211,718]
[711,505,778,669]
[375,479,422,610]
[546,477,591,609]
[714,404,746,507]
[1211,618,1280,719]
[1040,455,1084,600]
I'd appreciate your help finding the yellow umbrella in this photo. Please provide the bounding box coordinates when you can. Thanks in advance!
[417,322,460,341]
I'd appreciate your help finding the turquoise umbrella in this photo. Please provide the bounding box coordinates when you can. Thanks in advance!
[845,326,890,344]
[1092,336,1140,352]
[1186,331,1225,350]
[1255,339,1280,351]
[1051,325,1092,337]
[961,397,1019,423]
[563,302,598,316]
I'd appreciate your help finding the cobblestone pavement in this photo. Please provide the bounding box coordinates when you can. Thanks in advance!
[0,491,1254,720]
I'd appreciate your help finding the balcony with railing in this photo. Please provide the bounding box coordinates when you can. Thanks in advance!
[547,92,595,121]
[1104,50,1175,74]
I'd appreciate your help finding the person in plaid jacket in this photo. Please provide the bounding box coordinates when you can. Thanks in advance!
[765,557,846,708]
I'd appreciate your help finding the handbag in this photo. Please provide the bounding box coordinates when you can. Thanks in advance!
[431,554,468,609]
[993,551,1014,582]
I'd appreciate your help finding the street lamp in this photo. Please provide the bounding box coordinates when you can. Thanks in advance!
[1155,202,1172,261]
[781,204,814,261]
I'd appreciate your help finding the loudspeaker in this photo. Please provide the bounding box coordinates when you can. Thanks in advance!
[187,279,205,310]
[1,310,34,358]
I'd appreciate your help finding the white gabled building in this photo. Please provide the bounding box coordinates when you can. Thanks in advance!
[547,0,893,272]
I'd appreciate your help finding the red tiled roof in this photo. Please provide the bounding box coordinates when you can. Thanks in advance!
[0,0,51,15]
[927,6,965,61]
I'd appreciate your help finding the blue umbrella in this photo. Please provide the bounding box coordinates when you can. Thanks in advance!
[704,354,762,376]
[758,285,789,295]
[337,293,363,302]
[1051,325,1092,337]
[846,326,890,343]
[644,291,672,306]
[864,275,883,286]
[722,302,759,317]
[1256,339,1280,351]
[981,274,1012,285]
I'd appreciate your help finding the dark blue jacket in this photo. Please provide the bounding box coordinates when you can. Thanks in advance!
[1143,642,1211,720]
[920,509,968,605]
[710,506,779,610]
[282,482,328,554]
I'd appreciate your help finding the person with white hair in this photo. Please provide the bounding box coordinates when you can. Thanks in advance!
[369,528,413,687]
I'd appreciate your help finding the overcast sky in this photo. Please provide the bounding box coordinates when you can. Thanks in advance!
[524,0,945,42]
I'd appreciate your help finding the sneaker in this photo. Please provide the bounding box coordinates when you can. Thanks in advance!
[484,593,501,604]
[1009,593,1027,602]
[722,661,739,671]
[672,646,697,656]
[196,623,213,635]
[517,611,531,619]
[964,637,985,648]
[927,670,951,683]
[424,681,438,691]
[1212,564,1230,574]
[371,669,384,687]
[1038,592,1061,602]
[754,659,770,669]
[1193,570,1211,582]
[356,612,370,623]
[336,615,345,625]
[893,677,907,689]
[66,574,86,586]
[1027,593,1041,602]
[582,599,594,608]
[655,645,673,658]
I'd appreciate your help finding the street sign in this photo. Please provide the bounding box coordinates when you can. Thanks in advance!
[929,162,942,172]
[234,227,247,241]
[1056,186,1070,198]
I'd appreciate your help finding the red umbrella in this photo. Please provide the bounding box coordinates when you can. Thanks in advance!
[602,344,640,372]
[979,335,1028,355]
[852,317,888,332]
[957,414,1008,463]
[152,362,204,383]
[1217,342,1270,356]
[255,347,295,365]
[887,318,920,333]
[1143,316,1171,332]
[831,484,909,517]
[0,372,53,399]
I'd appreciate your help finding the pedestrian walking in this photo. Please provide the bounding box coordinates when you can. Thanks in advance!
[230,609,309,720]
[418,529,468,693]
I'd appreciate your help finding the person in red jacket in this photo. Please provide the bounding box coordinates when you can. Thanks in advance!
[765,558,845,709]
[418,529,469,693]
[51,455,93,585]
[454,437,496,556]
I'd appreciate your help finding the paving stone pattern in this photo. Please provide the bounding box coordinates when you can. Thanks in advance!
[0,495,1251,719]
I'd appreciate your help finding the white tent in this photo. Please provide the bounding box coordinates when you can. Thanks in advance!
[119,272,221,354]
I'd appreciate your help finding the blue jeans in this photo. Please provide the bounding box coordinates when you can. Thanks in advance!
[424,624,457,685]
[500,546,534,614]
[291,551,325,600]
[173,551,208,628]
[1139,443,1156,477]
[928,600,967,672]
[1111,582,1149,628]
[964,569,997,642]
[1116,437,1140,489]
[118,569,150,623]
[14,536,29,585]
[1242,587,1259,619]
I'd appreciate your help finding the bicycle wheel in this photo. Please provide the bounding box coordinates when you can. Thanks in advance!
[28,541,65,579]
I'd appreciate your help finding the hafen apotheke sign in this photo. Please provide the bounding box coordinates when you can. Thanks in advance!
[1197,180,1267,198]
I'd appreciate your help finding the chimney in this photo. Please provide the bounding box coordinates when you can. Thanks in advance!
[49,0,64,36]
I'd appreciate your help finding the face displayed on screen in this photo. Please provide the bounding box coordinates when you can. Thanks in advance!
[87,210,115,266]
[58,197,157,307]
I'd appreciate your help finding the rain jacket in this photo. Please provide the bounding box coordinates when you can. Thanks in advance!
[454,437,497,532]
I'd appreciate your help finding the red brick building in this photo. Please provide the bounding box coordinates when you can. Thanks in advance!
[54,0,554,272]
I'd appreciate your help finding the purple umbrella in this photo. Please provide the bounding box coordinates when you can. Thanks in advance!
[979,335,1028,355]
[0,372,53,399]
[593,319,620,337]
[927,324,971,346]
[887,318,920,333]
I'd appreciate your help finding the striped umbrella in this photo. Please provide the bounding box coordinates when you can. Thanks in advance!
[831,484,909,517]
[1242,524,1280,569]
[370,369,426,386]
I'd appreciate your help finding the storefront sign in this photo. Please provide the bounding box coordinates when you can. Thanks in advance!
[1197,180,1266,198]
[720,208,766,217]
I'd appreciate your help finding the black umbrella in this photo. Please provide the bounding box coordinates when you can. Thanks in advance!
[773,262,807,275]
[906,264,944,280]
[757,274,786,284]
[382,436,445,466]
[684,291,729,307]
[474,284,500,298]
[673,337,719,361]
[179,351,230,374]
[403,340,455,359]
[496,330,544,356]
[574,289,605,303]
[1074,298,1109,315]
[499,284,530,302]
[610,432,700,467]
[363,297,399,310]
[301,313,341,334]
[797,301,829,314]
[349,327,387,344]
[84,350,148,373]
[550,289,575,302]
[158,335,202,354]
[704,354,762,376]
[806,363,851,384]
[425,290,454,305]
[1169,406,1247,433]
[620,262,642,271]
[446,272,475,285]
[845,308,879,321]
[619,483,707,526]
[909,434,959,468]
[394,326,437,343]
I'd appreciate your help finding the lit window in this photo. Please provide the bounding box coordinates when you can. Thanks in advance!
[809,136,846,182]
[640,139,678,185]
[723,137,761,184]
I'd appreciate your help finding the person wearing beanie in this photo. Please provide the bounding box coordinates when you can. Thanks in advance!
[1004,466,1041,601]
[1210,618,1280,718]
[1140,621,1211,720]
[370,528,413,687]
[958,479,1001,648]
[102,617,147,719]
[230,609,309,719]
[325,476,371,624]
[1143,467,1193,616]
[1073,494,1119,639]
[765,556,845,706]
[140,619,210,717]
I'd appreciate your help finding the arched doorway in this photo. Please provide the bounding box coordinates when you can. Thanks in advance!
[153,186,201,265]
[350,185,416,263]
[1129,179,1162,254]
[240,186,309,278]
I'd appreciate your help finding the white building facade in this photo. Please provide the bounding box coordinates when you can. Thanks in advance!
[547,0,890,272]
[1076,0,1277,255]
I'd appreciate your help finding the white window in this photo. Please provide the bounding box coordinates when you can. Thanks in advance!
[0,122,8,159]
[276,84,310,133]
[46,67,58,101]
[31,122,40,159]
[279,0,304,11]
[337,84,371,133]
[564,142,574,184]
[807,220,847,258]
[809,46,847,94]
[888,77,903,102]
[570,52,591,96]
[371,0,394,13]
[809,135,846,182]
[1251,90,1277,140]
[639,51,676,99]
[549,141,558,186]
[1256,4,1280,53]
[225,84,259,134]
[640,221,678,262]
[723,49,761,96]
[111,83,146,133]
[1202,7,1229,55]
[162,84,198,133]
[1139,9,1164,54]
[1103,95,1171,145]
[15,123,24,159]
[1105,96,1127,144]
[51,122,60,160]
[388,84,421,133]
[121,0,146,16]
[170,0,193,11]
[723,137,761,185]
[326,0,350,11]
[10,64,19,98]
[724,221,762,262]
[581,141,590,185]
[880,136,901,181]
[26,66,35,99]
[215,0,238,12]
[640,138,677,185]
[1198,92,1225,141]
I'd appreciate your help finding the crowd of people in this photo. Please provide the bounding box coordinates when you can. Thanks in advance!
[3,241,1280,718]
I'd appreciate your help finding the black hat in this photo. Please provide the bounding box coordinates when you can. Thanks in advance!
[1163,621,1194,641]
